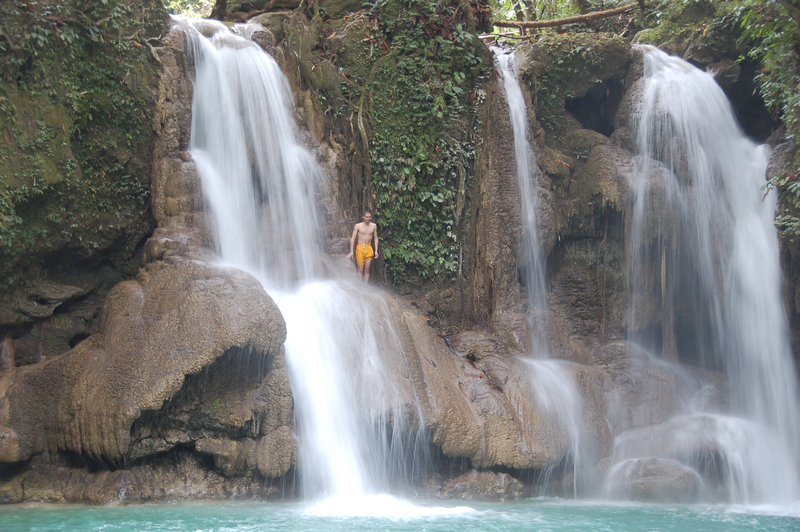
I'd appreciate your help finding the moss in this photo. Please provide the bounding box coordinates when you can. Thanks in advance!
[0,82,72,188]
[522,33,630,139]
[632,0,748,63]
[0,0,169,290]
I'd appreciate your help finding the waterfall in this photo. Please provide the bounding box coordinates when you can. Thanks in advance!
[494,49,550,356]
[622,45,800,503]
[494,49,594,495]
[179,19,433,512]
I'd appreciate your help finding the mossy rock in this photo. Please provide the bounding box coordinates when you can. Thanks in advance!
[0,1,167,293]
[0,83,73,190]
[633,0,743,66]
[321,0,364,19]
[521,33,630,138]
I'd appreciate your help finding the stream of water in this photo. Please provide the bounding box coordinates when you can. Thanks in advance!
[4,18,800,531]
[494,48,597,497]
[182,19,432,513]
[620,45,800,503]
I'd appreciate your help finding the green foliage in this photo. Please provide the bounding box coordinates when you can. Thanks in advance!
[764,170,800,235]
[364,0,491,282]
[736,0,800,138]
[493,0,581,22]
[164,0,214,17]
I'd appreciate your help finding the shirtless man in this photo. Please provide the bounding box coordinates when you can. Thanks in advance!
[347,211,379,283]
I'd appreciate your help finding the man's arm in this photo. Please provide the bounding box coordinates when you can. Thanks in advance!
[372,224,379,258]
[347,224,358,259]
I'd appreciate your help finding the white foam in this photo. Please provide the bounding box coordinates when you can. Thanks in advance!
[302,494,477,519]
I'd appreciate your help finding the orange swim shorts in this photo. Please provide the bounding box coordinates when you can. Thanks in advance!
[356,244,374,266]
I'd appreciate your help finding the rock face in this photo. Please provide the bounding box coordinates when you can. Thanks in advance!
[469,70,529,349]
[0,27,294,504]
[0,1,168,366]
[0,260,287,465]
[384,300,612,482]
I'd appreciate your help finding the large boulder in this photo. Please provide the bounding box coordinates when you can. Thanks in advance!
[441,469,524,501]
[0,258,287,467]
[387,299,611,474]
[604,457,702,503]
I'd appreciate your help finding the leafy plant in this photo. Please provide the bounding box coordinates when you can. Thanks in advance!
[736,0,800,139]
[764,171,800,235]
[363,0,491,282]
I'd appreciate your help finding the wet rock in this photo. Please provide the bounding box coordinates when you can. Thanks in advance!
[0,426,20,463]
[683,41,718,66]
[446,331,508,361]
[256,426,297,478]
[550,139,629,242]
[197,438,257,477]
[611,46,645,153]
[83,470,144,505]
[603,351,714,434]
[0,450,283,504]
[0,280,86,328]
[470,66,525,327]
[397,302,598,471]
[706,59,741,93]
[611,414,739,465]
[0,333,14,372]
[442,469,524,501]
[0,259,287,466]
[605,457,701,503]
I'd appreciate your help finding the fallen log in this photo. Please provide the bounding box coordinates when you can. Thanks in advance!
[492,2,638,30]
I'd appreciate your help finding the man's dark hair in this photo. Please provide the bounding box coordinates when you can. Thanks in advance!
[363,210,372,217]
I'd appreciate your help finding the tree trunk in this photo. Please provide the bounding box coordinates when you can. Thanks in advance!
[211,0,228,21]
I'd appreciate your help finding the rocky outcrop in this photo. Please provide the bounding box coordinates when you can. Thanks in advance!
[1,2,789,507]
[439,469,524,501]
[0,1,168,365]
[0,25,294,504]
[0,450,281,504]
[469,71,528,348]
[0,260,286,466]
[385,301,612,477]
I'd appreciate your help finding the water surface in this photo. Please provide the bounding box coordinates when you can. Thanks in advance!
[3,499,799,532]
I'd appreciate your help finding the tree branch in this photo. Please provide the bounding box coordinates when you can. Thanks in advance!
[492,2,638,29]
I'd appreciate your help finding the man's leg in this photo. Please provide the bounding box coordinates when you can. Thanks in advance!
[363,259,372,283]
[357,264,365,280]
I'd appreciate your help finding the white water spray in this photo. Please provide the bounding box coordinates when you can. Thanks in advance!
[180,19,438,512]
[494,50,550,354]
[494,49,594,495]
[621,46,800,502]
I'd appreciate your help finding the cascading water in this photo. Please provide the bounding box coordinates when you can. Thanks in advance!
[494,49,594,496]
[619,45,800,503]
[494,50,550,355]
[179,19,440,514]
